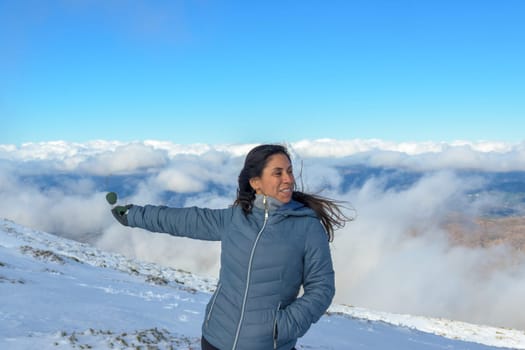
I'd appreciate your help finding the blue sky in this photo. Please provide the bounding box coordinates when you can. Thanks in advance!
[1,0,524,145]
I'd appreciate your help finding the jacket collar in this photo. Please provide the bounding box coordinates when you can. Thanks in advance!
[254,194,283,211]
[253,194,315,217]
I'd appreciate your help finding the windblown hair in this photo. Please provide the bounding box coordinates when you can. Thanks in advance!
[233,144,351,241]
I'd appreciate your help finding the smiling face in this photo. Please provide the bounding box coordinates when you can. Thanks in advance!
[249,153,295,203]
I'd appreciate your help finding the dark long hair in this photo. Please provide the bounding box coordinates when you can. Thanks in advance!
[233,144,351,241]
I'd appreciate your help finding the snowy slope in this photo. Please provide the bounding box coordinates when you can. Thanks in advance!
[1,218,524,350]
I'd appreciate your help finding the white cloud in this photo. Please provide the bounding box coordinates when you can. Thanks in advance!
[154,168,206,193]
[1,139,525,329]
[77,143,169,175]
[331,171,525,329]
[3,139,525,173]
[0,167,110,238]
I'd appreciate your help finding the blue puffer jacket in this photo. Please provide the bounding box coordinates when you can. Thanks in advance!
[127,197,335,350]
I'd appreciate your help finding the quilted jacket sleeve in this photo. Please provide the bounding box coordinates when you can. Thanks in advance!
[275,220,335,341]
[127,204,230,241]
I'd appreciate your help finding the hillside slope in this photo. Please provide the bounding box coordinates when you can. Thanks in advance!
[1,219,524,350]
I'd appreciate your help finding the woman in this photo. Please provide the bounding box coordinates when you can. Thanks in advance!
[111,144,349,350]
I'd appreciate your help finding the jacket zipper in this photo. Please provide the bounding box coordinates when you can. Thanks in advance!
[206,283,222,328]
[232,195,269,350]
[273,301,282,349]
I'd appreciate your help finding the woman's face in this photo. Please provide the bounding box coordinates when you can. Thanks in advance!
[250,153,294,203]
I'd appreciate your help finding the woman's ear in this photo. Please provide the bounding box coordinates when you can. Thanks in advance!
[249,177,260,193]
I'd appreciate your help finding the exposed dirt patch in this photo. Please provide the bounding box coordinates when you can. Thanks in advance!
[19,246,66,264]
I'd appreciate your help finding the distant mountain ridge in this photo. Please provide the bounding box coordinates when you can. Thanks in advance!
[19,166,525,216]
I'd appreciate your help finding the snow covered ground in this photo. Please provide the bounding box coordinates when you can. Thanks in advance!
[1,218,524,350]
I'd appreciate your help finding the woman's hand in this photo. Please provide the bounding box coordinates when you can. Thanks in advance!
[106,192,132,226]
[111,205,133,226]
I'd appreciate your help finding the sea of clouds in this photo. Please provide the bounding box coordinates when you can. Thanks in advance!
[1,139,525,330]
